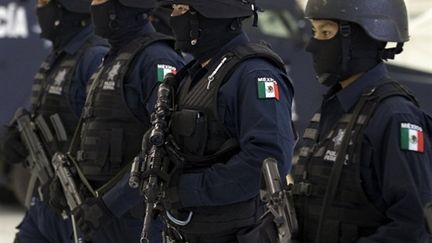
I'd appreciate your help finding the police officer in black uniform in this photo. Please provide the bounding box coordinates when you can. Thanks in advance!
[0,0,108,242]
[67,0,184,242]
[148,1,295,242]
[291,0,432,242]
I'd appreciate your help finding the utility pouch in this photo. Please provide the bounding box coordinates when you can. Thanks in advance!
[171,109,207,155]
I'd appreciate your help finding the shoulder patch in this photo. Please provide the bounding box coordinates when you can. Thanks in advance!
[400,122,424,153]
[257,77,279,100]
[102,62,121,90]
[157,64,177,82]
[48,69,67,95]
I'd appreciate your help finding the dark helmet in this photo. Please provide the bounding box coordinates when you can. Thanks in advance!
[305,0,409,43]
[56,0,90,14]
[158,0,257,19]
[118,0,156,9]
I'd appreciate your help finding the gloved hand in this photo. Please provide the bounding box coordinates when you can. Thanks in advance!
[0,125,28,164]
[72,197,114,241]
[41,177,68,215]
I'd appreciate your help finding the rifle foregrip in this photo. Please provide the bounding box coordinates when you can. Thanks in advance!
[52,152,82,210]
[129,156,143,189]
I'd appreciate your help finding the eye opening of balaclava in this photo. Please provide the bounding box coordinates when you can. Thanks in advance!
[36,0,90,48]
[169,8,243,63]
[306,21,387,87]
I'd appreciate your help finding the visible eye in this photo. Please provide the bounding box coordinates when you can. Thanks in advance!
[322,31,331,38]
[173,4,189,13]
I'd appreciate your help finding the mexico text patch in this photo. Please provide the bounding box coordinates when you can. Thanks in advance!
[157,64,177,82]
[400,122,424,153]
[257,77,279,100]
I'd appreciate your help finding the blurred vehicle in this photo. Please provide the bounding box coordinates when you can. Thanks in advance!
[245,0,432,139]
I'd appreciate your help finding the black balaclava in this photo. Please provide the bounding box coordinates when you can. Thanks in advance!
[36,1,90,49]
[169,9,242,63]
[151,8,173,36]
[306,22,385,87]
[91,0,151,50]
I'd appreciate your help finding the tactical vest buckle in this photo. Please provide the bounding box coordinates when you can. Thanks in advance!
[77,150,86,161]
[340,23,351,37]
[293,182,312,196]
[83,107,94,118]
[363,87,376,97]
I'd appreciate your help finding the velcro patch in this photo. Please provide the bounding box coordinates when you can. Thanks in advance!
[257,77,279,100]
[400,122,424,152]
[157,64,177,82]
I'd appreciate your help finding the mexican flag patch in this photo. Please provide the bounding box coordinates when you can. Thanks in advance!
[257,77,279,100]
[157,64,176,82]
[400,123,424,152]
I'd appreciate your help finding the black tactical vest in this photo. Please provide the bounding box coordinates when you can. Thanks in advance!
[76,33,173,182]
[170,43,286,171]
[31,36,106,154]
[292,81,419,243]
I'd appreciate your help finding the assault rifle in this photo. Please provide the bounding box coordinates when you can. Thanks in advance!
[261,158,299,243]
[51,152,83,243]
[129,73,179,243]
[13,108,54,206]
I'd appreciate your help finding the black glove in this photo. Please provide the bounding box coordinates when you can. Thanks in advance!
[0,125,28,164]
[72,197,114,241]
[41,177,68,215]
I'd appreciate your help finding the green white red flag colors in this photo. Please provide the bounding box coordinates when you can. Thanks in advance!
[157,64,177,82]
[400,122,424,153]
[257,77,279,100]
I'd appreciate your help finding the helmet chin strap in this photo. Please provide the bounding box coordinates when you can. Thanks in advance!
[188,10,200,46]
[380,42,404,60]
[251,4,259,27]
[339,21,351,76]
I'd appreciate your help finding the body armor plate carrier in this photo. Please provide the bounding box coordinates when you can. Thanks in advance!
[31,35,107,154]
[75,33,173,182]
[170,42,287,171]
[292,81,419,243]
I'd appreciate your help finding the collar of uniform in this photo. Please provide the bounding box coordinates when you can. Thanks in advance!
[60,25,93,55]
[335,62,389,112]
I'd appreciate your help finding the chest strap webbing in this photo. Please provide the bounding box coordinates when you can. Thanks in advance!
[170,42,288,166]
[68,34,174,197]
[314,80,418,243]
